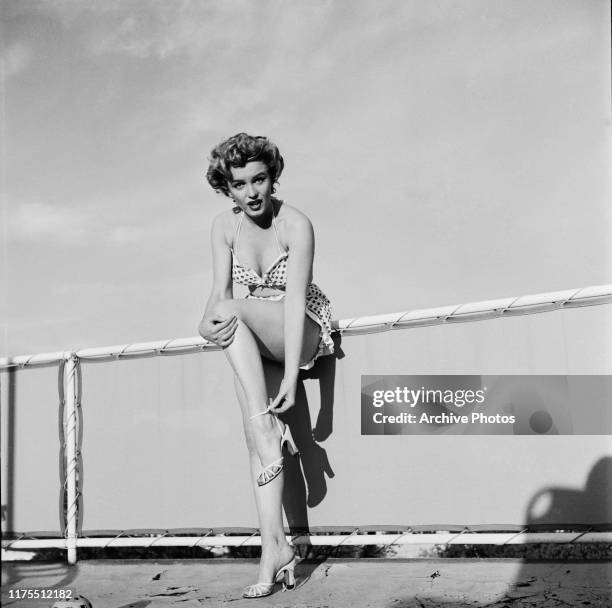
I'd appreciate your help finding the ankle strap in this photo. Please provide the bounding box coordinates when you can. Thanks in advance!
[249,406,272,420]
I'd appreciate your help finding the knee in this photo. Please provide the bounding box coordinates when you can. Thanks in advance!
[212,298,242,320]
[197,318,209,339]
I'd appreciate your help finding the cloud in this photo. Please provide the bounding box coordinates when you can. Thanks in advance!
[9,194,200,246]
[33,0,229,59]
[10,201,90,242]
[108,224,155,244]
[88,6,213,58]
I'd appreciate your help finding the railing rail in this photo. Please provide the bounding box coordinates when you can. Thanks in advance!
[1,284,610,369]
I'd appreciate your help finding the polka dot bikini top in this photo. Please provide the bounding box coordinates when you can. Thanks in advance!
[231,211,289,289]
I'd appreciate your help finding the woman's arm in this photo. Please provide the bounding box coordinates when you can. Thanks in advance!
[270,212,314,412]
[198,213,237,346]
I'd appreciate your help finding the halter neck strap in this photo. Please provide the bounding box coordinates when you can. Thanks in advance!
[233,207,285,255]
[271,213,284,255]
[233,211,245,254]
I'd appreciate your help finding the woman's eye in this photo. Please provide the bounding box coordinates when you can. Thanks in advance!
[233,183,244,189]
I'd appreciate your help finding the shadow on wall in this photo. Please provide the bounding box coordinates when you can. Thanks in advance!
[262,334,343,536]
[388,457,611,607]
[495,457,611,605]
[526,456,611,530]
[441,456,611,559]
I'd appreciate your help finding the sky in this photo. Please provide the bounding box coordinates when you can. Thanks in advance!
[1,0,611,356]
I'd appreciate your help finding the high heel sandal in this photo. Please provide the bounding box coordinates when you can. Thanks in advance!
[242,555,297,598]
[249,405,299,487]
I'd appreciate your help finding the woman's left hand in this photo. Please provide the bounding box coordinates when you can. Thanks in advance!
[270,375,298,413]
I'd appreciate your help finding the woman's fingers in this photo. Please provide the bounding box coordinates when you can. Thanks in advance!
[269,392,285,411]
[270,392,294,413]
[215,316,237,335]
[201,315,235,342]
[214,315,236,330]
[211,316,237,345]
[272,399,294,413]
[218,332,236,347]
[210,317,237,342]
[270,377,298,413]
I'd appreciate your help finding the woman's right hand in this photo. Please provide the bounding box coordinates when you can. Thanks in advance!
[198,314,238,347]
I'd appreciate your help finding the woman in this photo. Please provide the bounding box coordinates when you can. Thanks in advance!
[198,133,333,598]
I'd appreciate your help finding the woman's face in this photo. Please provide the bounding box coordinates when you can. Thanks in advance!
[227,161,273,218]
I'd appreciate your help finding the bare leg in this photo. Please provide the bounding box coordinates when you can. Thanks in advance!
[222,309,281,470]
[235,377,294,582]
[212,298,319,584]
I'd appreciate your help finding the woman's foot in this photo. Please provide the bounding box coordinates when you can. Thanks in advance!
[243,542,296,598]
[258,541,295,585]
[250,407,299,486]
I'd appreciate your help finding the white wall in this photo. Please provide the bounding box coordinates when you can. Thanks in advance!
[2,306,610,532]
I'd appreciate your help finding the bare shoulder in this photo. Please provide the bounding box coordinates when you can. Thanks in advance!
[277,202,313,237]
[211,208,237,244]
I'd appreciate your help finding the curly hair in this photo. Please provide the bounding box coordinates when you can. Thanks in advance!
[206,133,285,197]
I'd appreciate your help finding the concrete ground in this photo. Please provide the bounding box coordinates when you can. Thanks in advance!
[2,559,610,608]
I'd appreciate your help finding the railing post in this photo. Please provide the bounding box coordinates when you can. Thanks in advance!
[63,352,79,564]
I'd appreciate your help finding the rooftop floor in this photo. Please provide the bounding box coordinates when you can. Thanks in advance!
[2,558,611,608]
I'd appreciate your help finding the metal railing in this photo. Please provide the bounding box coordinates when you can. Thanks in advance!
[1,284,611,563]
